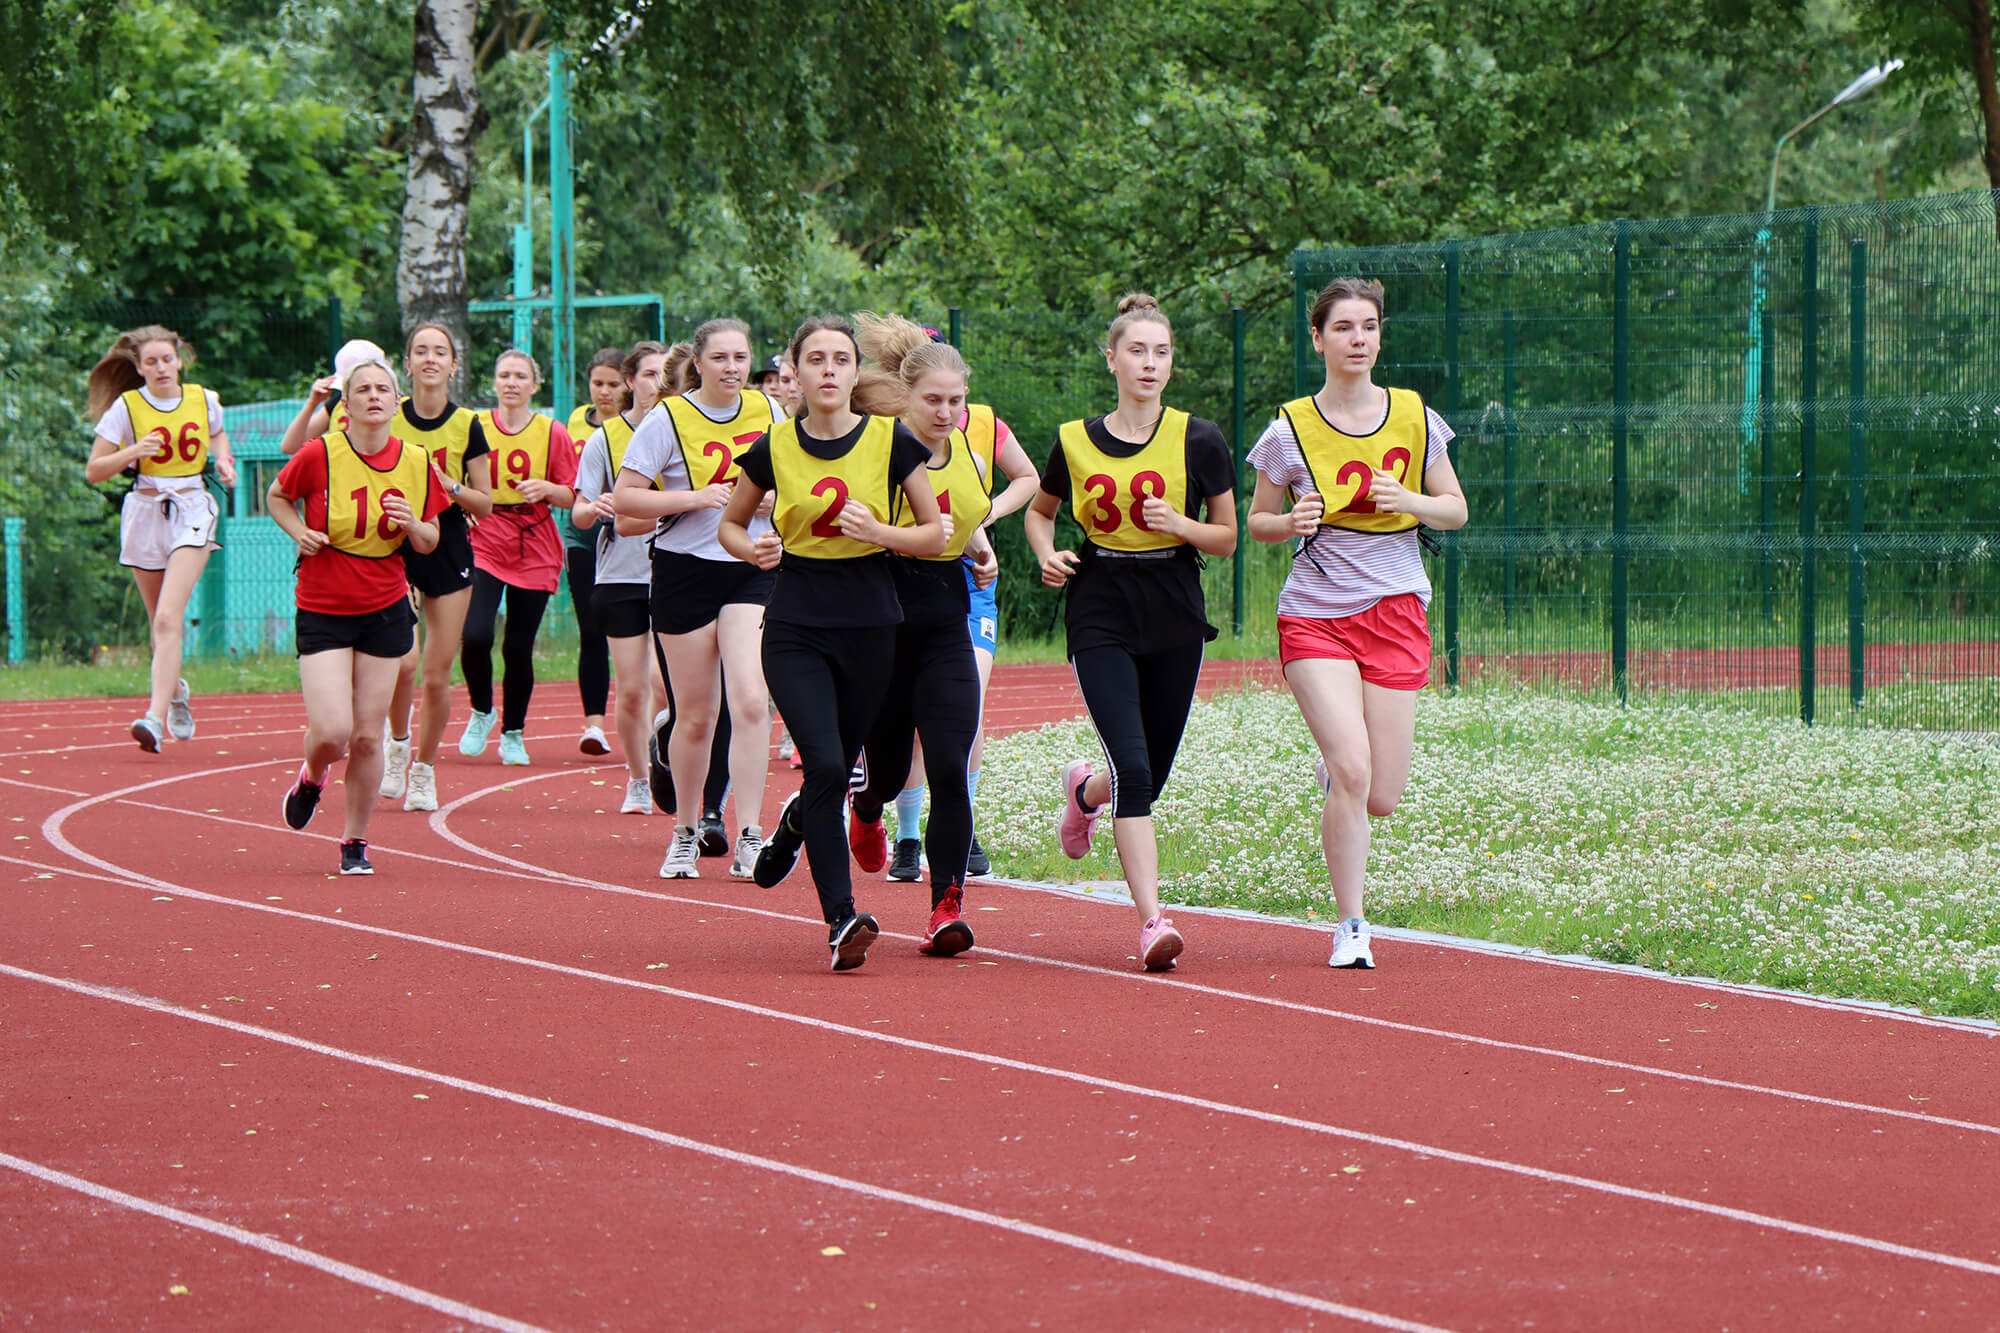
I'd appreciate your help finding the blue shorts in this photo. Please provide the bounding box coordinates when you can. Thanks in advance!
[965,564,998,656]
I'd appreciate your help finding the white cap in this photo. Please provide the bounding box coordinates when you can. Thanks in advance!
[333,338,388,380]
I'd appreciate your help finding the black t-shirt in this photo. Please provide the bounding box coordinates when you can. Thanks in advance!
[736,417,932,628]
[1039,413,1235,655]
[401,399,488,547]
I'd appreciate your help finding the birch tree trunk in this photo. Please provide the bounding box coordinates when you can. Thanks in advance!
[397,0,484,380]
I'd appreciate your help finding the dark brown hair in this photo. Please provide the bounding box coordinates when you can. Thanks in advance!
[786,314,860,370]
[586,345,626,376]
[404,321,460,362]
[1309,277,1386,331]
[618,340,669,412]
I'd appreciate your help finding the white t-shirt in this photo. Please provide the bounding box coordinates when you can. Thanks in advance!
[94,386,227,493]
[573,421,655,587]
[1246,400,1455,620]
[618,390,782,560]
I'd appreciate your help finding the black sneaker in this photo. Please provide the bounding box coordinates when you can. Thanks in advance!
[752,792,805,888]
[283,769,323,831]
[697,808,728,857]
[339,839,373,875]
[828,911,880,971]
[966,834,991,878]
[649,730,675,816]
[887,838,922,882]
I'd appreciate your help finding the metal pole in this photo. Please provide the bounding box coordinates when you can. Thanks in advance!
[1443,239,1461,690]
[1760,308,1775,619]
[947,307,962,348]
[548,47,575,421]
[1799,208,1820,726]
[1848,237,1866,710]
[327,296,343,367]
[1231,306,1246,636]
[1502,307,1516,630]
[4,517,24,665]
[517,94,547,356]
[1612,220,1631,705]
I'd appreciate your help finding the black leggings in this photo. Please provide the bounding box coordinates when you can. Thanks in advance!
[462,570,551,733]
[653,633,734,815]
[566,545,610,718]
[1071,640,1205,819]
[762,619,896,925]
[854,623,980,898]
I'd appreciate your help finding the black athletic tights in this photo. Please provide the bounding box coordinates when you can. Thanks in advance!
[1070,640,1205,819]
[761,619,896,926]
[653,634,733,816]
[566,545,611,719]
[853,625,980,901]
[462,569,551,733]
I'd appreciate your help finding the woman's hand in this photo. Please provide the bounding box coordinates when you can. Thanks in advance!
[690,482,734,511]
[379,491,414,533]
[748,531,783,570]
[296,527,329,558]
[1367,469,1417,516]
[1290,490,1324,534]
[1039,547,1080,589]
[214,456,237,488]
[307,374,339,407]
[836,498,884,545]
[752,486,776,520]
[1139,495,1186,538]
[967,542,999,590]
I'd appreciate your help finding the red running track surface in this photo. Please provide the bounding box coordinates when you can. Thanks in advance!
[2,668,1997,1331]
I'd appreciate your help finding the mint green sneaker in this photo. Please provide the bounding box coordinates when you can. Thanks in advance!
[499,729,530,766]
[459,708,497,757]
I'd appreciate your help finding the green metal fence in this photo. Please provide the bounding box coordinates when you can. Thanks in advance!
[1295,191,2000,730]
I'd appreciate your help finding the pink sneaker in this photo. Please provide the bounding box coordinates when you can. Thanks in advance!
[1057,759,1102,859]
[1139,916,1183,972]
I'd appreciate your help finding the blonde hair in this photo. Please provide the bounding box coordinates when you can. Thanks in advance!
[1309,277,1386,330]
[86,325,192,421]
[494,348,541,383]
[1104,291,1171,354]
[685,317,752,390]
[618,340,669,412]
[661,341,694,396]
[851,311,968,417]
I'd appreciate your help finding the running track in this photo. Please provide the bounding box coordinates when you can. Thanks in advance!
[3,666,1997,1330]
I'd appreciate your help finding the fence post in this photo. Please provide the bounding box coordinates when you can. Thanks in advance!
[947,307,963,348]
[1799,208,1819,726]
[1502,307,1516,630]
[1760,308,1775,620]
[1231,306,1246,636]
[1443,239,1462,689]
[4,517,24,665]
[1612,219,1631,705]
[327,296,343,368]
[1848,237,1866,711]
[548,47,575,421]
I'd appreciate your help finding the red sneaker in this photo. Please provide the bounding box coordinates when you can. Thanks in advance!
[920,884,974,957]
[848,804,888,873]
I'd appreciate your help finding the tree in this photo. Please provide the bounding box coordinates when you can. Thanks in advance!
[1853,1,2000,229]
[398,0,486,365]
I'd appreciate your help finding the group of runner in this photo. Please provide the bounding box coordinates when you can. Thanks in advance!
[84,279,1467,973]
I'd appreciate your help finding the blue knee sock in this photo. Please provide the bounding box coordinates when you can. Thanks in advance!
[966,767,980,807]
[894,785,924,840]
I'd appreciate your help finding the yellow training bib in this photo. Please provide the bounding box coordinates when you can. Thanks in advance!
[1278,388,1429,534]
[1062,408,1190,552]
[892,433,990,562]
[664,391,779,491]
[601,414,639,477]
[324,431,433,559]
[481,411,555,504]
[126,386,210,478]
[962,404,998,494]
[770,416,897,559]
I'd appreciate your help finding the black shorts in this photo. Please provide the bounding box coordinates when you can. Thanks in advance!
[596,585,652,639]
[297,600,417,659]
[402,513,476,598]
[650,549,775,636]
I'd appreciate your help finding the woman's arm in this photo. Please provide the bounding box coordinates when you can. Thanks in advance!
[1140,488,1237,558]
[85,433,153,485]
[1024,489,1079,589]
[612,469,734,534]
[278,377,337,456]
[209,428,237,487]
[515,477,574,509]
[718,480,783,569]
[1369,451,1468,531]
[455,454,494,519]
[1247,473,1321,544]
[843,469,947,557]
[381,491,440,555]
[984,433,1042,527]
[265,483,328,558]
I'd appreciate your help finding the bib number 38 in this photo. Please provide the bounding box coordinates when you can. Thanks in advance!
[1081,470,1168,533]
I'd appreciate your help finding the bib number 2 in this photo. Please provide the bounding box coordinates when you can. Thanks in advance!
[809,477,849,538]
[1333,447,1412,514]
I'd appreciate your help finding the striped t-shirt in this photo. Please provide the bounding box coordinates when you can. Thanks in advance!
[1245,400,1455,620]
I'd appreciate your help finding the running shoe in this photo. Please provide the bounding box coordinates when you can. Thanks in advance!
[1328,917,1375,970]
[728,828,763,879]
[499,730,530,766]
[787,746,803,770]
[283,767,324,831]
[130,714,164,753]
[339,838,374,876]
[621,778,651,814]
[1057,759,1102,859]
[966,834,991,878]
[166,678,195,742]
[579,724,610,756]
[1139,915,1184,972]
[697,808,728,857]
[404,761,438,813]
[380,734,411,800]
[649,726,675,815]
[828,911,880,972]
[659,825,701,879]
[752,792,805,888]
[848,806,888,873]
[888,838,923,883]
[459,708,497,756]
[919,884,974,957]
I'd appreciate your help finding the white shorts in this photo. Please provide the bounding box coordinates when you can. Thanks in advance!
[120,486,220,571]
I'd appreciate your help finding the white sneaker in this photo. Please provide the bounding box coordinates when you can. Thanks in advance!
[580,724,610,756]
[380,734,411,799]
[658,825,700,879]
[403,761,438,812]
[166,678,195,741]
[728,827,763,879]
[621,778,651,814]
[1328,918,1375,969]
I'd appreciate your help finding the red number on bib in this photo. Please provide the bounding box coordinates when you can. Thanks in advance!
[1130,470,1167,529]
[810,477,849,537]
[1382,446,1412,481]
[378,487,405,538]
[433,446,450,476]
[937,490,951,515]
[350,487,371,539]
[1334,459,1374,513]
[1081,473,1121,533]
[178,421,202,462]
[148,429,176,464]
[507,448,532,491]
[703,439,736,484]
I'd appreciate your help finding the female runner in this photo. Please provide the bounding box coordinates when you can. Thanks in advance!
[842,314,999,953]
[614,318,785,878]
[267,356,446,873]
[279,325,495,813]
[564,347,627,756]
[571,341,668,814]
[84,326,237,752]
[1248,277,1466,969]
[1024,293,1237,972]
[460,350,577,764]
[718,314,947,970]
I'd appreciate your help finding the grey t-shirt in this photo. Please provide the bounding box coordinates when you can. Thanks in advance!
[619,391,781,559]
[574,419,655,587]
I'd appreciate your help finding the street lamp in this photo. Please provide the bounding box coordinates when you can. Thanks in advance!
[1766,59,1905,213]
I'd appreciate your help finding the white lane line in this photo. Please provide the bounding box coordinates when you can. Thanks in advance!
[0,966,1456,1332]
[0,1149,549,1332]
[20,834,2000,1282]
[0,775,85,796]
[0,725,301,761]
